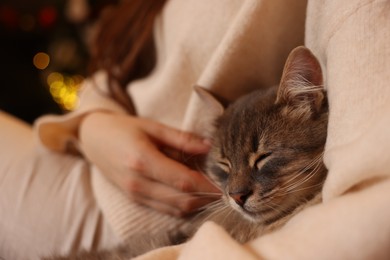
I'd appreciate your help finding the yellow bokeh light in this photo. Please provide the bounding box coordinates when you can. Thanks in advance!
[47,72,84,111]
[63,93,79,110]
[33,52,50,70]
[47,72,64,85]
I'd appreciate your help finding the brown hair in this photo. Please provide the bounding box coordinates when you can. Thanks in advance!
[89,0,167,113]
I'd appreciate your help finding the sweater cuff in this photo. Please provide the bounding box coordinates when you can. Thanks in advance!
[33,71,128,154]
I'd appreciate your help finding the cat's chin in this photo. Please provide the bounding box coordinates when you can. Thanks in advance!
[230,204,265,223]
[228,200,278,224]
[241,211,262,223]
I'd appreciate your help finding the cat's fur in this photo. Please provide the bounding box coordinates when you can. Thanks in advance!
[45,46,328,259]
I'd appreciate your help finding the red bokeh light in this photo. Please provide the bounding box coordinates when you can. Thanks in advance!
[38,6,57,28]
[0,5,19,29]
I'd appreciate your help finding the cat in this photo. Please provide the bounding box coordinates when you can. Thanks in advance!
[45,46,328,259]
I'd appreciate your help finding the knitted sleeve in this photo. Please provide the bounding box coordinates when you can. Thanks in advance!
[33,71,128,154]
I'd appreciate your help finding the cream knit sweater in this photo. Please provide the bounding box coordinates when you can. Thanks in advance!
[35,0,390,259]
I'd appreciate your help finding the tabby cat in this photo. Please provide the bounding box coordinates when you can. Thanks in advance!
[47,46,328,259]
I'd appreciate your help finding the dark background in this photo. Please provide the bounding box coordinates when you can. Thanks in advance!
[0,0,117,124]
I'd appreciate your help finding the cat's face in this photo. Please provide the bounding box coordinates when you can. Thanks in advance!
[204,47,328,224]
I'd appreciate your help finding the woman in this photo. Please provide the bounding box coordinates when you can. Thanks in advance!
[0,0,307,259]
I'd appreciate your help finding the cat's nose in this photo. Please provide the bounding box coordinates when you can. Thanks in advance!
[229,190,252,207]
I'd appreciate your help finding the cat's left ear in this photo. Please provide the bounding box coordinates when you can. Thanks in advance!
[276,46,326,117]
[194,86,226,136]
[194,85,225,117]
[194,85,225,119]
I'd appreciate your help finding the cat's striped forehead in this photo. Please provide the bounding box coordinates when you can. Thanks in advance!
[215,89,277,163]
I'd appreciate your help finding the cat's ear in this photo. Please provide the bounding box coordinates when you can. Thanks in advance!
[194,85,225,118]
[193,86,227,138]
[276,46,326,118]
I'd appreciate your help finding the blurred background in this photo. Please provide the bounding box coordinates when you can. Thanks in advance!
[0,0,117,124]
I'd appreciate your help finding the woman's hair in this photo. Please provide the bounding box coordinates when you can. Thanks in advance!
[89,0,167,113]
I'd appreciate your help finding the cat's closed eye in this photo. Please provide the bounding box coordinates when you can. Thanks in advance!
[253,152,272,170]
[217,159,231,173]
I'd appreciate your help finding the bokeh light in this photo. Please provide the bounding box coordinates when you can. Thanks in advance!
[38,6,57,28]
[47,72,84,111]
[33,52,50,70]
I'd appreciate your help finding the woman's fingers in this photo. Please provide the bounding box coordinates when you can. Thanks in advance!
[136,143,220,194]
[140,118,211,155]
[124,174,218,216]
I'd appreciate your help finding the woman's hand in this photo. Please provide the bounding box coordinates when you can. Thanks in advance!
[79,111,220,217]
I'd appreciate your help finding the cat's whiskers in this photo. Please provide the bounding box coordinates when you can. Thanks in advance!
[262,200,291,220]
[279,167,320,196]
[286,157,322,192]
[260,193,278,204]
[261,185,280,199]
[277,182,323,196]
[282,152,323,187]
[197,198,225,211]
[197,201,231,223]
[280,153,323,191]
[197,200,229,220]
[219,206,236,226]
[283,166,319,193]
[203,174,224,191]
